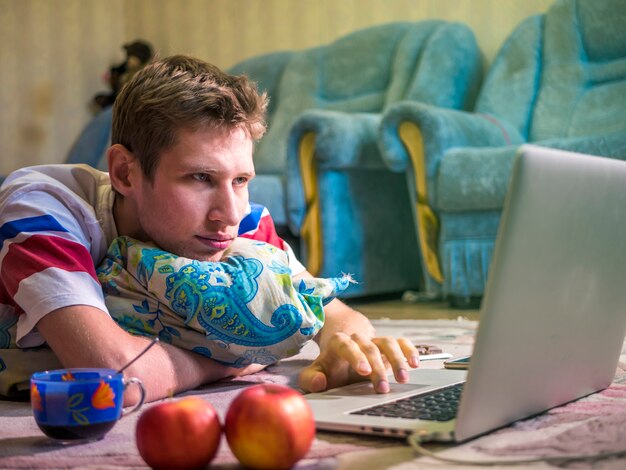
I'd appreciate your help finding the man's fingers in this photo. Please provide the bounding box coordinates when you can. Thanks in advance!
[351,333,391,393]
[236,363,268,376]
[374,336,420,367]
[298,364,328,393]
[371,336,407,384]
[372,337,420,384]
[300,334,422,395]
[398,338,421,367]
[327,332,374,376]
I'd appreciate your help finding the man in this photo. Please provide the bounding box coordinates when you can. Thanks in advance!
[0,56,419,404]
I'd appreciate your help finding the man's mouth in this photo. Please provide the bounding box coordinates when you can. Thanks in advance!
[195,235,235,251]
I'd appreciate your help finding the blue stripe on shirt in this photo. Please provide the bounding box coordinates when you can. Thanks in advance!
[238,203,265,235]
[0,214,69,247]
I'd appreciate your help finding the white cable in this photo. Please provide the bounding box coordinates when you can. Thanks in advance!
[408,433,626,466]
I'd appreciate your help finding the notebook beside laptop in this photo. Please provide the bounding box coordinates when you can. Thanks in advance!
[305,145,626,443]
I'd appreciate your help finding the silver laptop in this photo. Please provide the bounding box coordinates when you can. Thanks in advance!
[305,145,626,443]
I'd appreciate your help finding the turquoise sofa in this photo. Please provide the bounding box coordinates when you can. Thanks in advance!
[379,0,626,306]
[282,21,482,297]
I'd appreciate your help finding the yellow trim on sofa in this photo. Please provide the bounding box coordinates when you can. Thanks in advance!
[398,122,443,284]
[299,132,322,276]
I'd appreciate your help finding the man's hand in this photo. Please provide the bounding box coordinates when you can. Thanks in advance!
[298,331,420,394]
[290,274,421,394]
[233,363,268,376]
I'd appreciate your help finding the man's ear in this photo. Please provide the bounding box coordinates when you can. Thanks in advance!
[107,144,139,196]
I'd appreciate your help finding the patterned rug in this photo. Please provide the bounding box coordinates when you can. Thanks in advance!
[0,319,624,469]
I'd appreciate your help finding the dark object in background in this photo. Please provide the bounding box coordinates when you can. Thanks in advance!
[93,40,154,111]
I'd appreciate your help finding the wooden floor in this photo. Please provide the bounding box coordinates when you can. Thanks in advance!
[345,296,480,322]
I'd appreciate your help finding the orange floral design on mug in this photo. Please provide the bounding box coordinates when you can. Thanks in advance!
[91,380,116,409]
[31,383,43,412]
[62,371,76,381]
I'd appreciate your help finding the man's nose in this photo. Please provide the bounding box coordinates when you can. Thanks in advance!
[208,186,241,226]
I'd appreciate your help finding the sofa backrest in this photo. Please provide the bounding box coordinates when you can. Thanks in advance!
[228,50,294,122]
[475,0,626,142]
[252,21,481,174]
[530,0,626,141]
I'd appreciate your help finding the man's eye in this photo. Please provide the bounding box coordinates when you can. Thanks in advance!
[233,177,249,186]
[193,174,210,183]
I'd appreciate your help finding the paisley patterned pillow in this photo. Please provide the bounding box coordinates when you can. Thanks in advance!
[96,236,353,367]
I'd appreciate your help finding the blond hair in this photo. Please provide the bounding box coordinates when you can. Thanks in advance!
[112,55,267,179]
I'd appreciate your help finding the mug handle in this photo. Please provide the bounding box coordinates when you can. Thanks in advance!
[122,377,146,416]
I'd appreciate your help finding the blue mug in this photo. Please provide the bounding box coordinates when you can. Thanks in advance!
[31,368,145,441]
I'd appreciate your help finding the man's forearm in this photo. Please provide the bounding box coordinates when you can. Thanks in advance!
[36,305,245,405]
[120,335,242,404]
[291,270,376,349]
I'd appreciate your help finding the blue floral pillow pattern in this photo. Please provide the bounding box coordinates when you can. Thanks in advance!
[97,236,353,367]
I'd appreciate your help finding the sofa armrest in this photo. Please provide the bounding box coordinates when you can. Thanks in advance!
[379,102,525,209]
[66,106,113,169]
[285,110,383,235]
[538,133,626,160]
[379,102,525,172]
[287,110,383,169]
[438,133,626,212]
[437,145,520,211]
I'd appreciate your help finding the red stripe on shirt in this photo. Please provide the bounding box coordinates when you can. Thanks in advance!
[239,213,285,250]
[0,235,98,306]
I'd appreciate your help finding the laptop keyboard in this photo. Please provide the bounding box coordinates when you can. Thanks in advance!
[349,382,464,422]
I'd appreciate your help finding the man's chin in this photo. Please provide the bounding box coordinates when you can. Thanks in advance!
[147,237,233,262]
[155,244,227,262]
[181,248,227,262]
[195,252,226,262]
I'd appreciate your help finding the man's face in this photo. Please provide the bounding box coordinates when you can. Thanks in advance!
[131,126,255,261]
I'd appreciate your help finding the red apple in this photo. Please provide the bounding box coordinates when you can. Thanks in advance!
[136,396,221,470]
[225,383,316,470]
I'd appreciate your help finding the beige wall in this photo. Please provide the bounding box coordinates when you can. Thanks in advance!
[0,0,554,175]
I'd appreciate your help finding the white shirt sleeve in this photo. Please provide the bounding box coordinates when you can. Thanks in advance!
[283,241,307,276]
